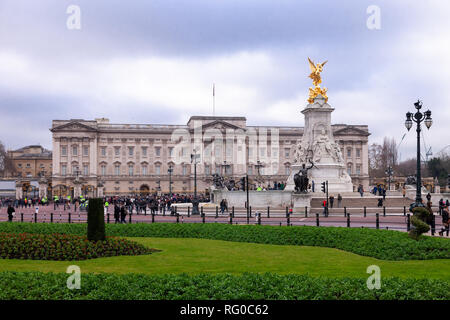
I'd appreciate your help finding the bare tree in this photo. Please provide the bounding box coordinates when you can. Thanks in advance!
[396,158,417,177]
[368,137,398,178]
[0,141,15,177]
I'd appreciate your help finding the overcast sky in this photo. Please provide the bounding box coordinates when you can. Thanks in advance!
[0,0,449,160]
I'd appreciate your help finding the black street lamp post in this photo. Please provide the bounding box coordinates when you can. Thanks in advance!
[405,100,432,209]
[191,149,200,215]
[385,166,394,192]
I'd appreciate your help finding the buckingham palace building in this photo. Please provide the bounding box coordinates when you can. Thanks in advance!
[50,116,370,197]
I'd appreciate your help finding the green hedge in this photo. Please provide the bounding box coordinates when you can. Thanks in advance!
[0,271,448,300]
[0,222,449,261]
[0,232,156,261]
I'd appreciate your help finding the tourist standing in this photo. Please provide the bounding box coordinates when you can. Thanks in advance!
[337,194,342,208]
[7,205,15,222]
[120,205,127,223]
[329,195,334,208]
[438,206,449,236]
[114,204,120,224]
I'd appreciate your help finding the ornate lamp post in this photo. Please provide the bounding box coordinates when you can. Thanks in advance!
[405,100,432,208]
[190,149,200,215]
[385,166,394,192]
[168,165,173,199]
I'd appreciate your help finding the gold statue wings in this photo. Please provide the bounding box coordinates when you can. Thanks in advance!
[307,57,328,104]
[308,57,327,87]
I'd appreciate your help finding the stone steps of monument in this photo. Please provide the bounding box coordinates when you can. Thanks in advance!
[310,196,414,208]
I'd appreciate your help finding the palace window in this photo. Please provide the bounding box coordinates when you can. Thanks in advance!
[356,165,361,175]
[114,164,120,176]
[142,165,148,176]
[61,165,67,176]
[61,146,67,156]
[128,164,134,176]
[347,148,352,158]
[285,166,290,175]
[155,164,161,175]
[260,147,266,157]
[114,147,120,156]
[285,148,290,158]
[168,147,174,158]
[272,148,278,158]
[347,163,352,175]
[101,165,106,176]
[182,165,188,176]
[83,146,89,156]
[356,148,361,158]
[83,165,89,176]
[128,147,134,156]
[72,146,78,156]
[141,147,147,157]
[101,147,106,157]
[155,147,161,157]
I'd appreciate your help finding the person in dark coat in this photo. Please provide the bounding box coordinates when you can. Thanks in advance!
[114,204,120,224]
[438,206,449,236]
[377,198,383,207]
[7,205,15,222]
[329,195,334,208]
[120,205,127,223]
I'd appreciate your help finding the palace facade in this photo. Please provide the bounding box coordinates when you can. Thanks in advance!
[49,116,370,197]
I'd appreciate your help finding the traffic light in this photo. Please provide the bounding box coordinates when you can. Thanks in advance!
[241,177,246,191]
[321,181,326,193]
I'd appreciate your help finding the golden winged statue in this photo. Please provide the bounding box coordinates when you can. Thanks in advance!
[307,57,328,104]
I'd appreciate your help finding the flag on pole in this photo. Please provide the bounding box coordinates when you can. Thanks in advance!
[213,83,215,97]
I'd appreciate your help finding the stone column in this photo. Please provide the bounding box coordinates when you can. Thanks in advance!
[39,181,48,198]
[73,180,82,198]
[15,181,23,200]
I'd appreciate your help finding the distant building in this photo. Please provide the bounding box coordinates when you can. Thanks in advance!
[49,117,370,198]
[6,145,52,179]
[2,145,52,199]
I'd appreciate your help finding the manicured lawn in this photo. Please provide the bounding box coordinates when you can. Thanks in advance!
[0,237,448,280]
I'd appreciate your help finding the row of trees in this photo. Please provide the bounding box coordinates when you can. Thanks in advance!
[369,137,449,187]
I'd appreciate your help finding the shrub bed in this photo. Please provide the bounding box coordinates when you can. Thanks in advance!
[0,271,448,300]
[0,222,449,260]
[0,232,157,261]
